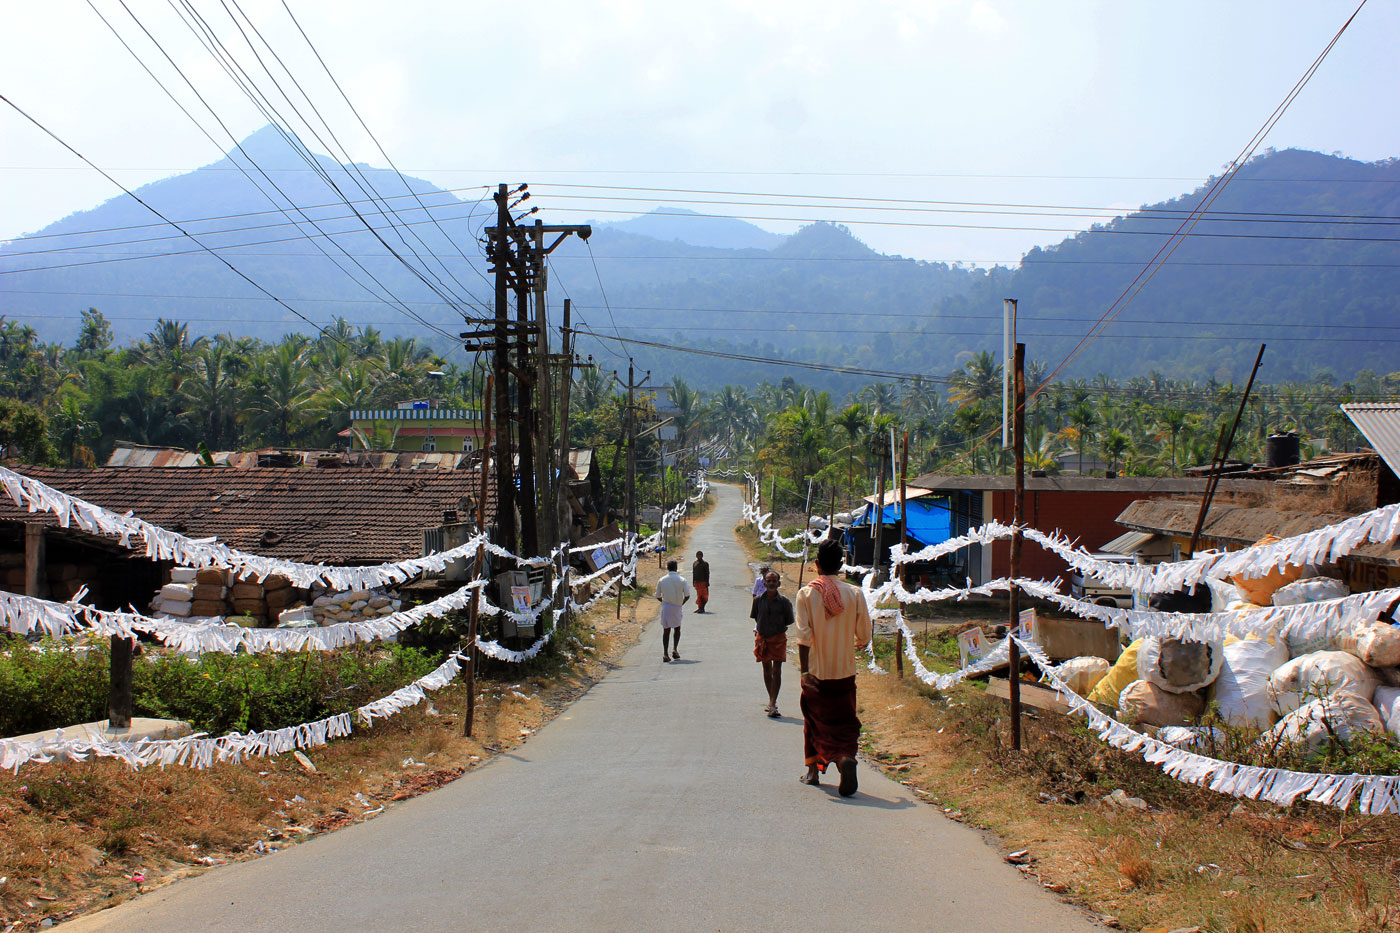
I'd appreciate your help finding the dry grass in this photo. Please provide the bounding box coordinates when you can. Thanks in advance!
[0,517,697,932]
[856,670,1400,933]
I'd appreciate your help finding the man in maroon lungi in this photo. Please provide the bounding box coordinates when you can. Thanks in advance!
[750,569,794,718]
[794,538,872,796]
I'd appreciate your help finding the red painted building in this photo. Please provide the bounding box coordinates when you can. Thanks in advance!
[904,474,1249,585]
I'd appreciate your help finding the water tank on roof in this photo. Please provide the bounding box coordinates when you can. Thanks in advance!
[1266,432,1300,468]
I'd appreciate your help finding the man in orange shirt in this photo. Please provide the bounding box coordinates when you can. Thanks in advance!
[794,538,872,796]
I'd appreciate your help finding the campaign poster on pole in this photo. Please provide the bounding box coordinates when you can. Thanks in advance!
[510,585,532,613]
[956,628,987,668]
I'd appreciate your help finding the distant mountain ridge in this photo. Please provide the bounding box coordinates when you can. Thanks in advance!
[1,129,1396,389]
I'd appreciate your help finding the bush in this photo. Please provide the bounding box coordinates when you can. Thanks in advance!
[0,635,439,736]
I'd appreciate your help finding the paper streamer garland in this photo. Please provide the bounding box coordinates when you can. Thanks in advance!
[0,653,465,773]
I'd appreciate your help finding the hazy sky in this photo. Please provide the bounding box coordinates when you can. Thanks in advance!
[2,0,1396,264]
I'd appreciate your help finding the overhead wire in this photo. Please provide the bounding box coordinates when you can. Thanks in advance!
[93,0,468,349]
[160,0,485,339]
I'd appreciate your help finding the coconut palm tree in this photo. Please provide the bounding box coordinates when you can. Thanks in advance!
[948,351,1001,409]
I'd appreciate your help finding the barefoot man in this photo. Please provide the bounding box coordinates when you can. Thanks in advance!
[692,550,710,613]
[656,559,691,662]
[750,569,794,718]
[795,539,871,797]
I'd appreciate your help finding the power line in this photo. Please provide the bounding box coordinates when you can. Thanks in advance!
[0,92,365,358]
[1038,0,1372,392]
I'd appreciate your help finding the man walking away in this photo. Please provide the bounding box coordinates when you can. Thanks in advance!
[692,550,710,613]
[794,539,872,796]
[750,569,794,718]
[656,559,691,662]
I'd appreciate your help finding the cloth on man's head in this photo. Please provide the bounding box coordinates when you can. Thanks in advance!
[809,574,845,618]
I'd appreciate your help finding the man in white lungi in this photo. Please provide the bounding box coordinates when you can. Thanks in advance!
[656,559,692,662]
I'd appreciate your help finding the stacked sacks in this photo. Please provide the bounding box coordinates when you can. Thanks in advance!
[151,567,198,618]
[190,567,228,617]
[1116,637,1223,727]
[309,589,402,626]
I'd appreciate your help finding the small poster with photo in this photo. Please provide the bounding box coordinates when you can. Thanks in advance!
[1017,607,1037,643]
[510,585,532,613]
[956,628,987,669]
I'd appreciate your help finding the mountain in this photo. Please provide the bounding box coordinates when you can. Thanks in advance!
[595,207,784,250]
[2,131,1396,390]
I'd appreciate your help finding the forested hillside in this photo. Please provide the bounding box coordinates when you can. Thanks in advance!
[1,132,1395,390]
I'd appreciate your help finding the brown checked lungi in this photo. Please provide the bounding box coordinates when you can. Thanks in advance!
[800,675,860,771]
[753,631,787,662]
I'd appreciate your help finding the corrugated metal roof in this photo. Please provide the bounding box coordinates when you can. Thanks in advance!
[909,473,1249,494]
[1099,530,1158,555]
[861,486,939,506]
[1343,404,1400,480]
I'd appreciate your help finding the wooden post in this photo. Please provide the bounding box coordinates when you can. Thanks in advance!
[1008,343,1026,751]
[465,375,494,737]
[896,431,909,679]
[24,523,47,601]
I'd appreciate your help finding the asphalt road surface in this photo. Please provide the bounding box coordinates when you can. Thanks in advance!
[66,483,1098,932]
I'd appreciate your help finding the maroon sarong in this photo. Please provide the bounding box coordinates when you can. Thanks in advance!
[694,581,709,611]
[754,631,787,662]
[801,675,860,771]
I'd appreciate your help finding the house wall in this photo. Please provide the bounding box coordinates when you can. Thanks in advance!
[982,489,1177,582]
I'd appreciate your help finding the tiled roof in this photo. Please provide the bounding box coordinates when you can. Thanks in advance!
[0,467,497,565]
[106,446,473,471]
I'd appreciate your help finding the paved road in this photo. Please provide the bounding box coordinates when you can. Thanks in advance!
[67,483,1098,932]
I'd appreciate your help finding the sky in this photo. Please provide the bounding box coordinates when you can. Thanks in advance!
[1,0,1397,266]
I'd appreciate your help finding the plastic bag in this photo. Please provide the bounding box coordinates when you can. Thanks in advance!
[1271,576,1349,607]
[1268,650,1381,716]
[1230,535,1307,605]
[1333,620,1400,669]
[1137,637,1224,694]
[1054,656,1111,697]
[1262,692,1384,757]
[1373,685,1400,740]
[1209,636,1288,728]
[1118,679,1204,727]
[1088,639,1143,709]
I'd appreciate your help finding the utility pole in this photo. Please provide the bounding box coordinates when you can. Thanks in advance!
[896,431,909,679]
[477,184,590,560]
[1008,342,1026,751]
[533,220,554,551]
[464,375,494,737]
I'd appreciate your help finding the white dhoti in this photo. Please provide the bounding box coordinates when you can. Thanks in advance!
[660,602,684,628]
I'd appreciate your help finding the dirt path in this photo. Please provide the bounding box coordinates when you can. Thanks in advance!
[60,484,1099,932]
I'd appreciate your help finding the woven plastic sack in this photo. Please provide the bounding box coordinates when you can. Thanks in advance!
[159,583,194,603]
[1118,679,1204,727]
[1205,577,1244,612]
[1271,576,1349,607]
[1268,650,1381,717]
[1333,620,1400,669]
[1055,656,1111,697]
[1137,637,1224,694]
[1262,692,1384,757]
[1087,638,1143,709]
[1209,636,1288,728]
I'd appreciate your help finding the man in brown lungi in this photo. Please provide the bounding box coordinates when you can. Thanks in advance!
[692,550,710,613]
[794,538,872,796]
[750,569,794,718]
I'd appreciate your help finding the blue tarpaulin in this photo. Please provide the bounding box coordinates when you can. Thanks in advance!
[851,497,951,547]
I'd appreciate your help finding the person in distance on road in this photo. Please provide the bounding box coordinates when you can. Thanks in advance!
[656,558,691,662]
[794,538,872,796]
[692,550,710,613]
[750,569,794,718]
